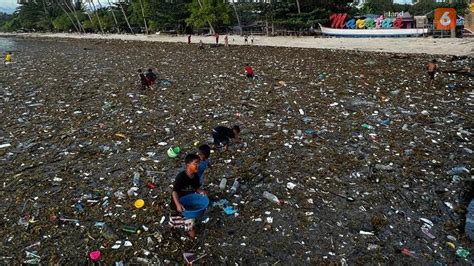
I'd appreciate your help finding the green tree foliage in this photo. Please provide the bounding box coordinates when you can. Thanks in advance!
[186,0,232,32]
[0,0,361,33]
[53,13,75,31]
[361,0,394,14]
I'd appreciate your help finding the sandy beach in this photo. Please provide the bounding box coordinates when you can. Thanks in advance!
[1,32,473,56]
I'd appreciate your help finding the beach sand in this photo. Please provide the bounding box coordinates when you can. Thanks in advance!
[1,32,473,56]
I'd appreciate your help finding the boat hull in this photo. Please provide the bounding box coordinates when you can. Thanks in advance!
[319,25,428,37]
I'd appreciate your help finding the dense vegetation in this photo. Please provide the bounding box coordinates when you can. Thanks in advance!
[0,0,469,34]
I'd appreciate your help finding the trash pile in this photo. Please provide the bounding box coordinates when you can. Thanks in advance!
[0,37,473,264]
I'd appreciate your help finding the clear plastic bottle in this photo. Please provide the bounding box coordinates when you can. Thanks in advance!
[132,172,140,187]
[263,191,280,204]
[101,224,118,240]
[219,178,227,190]
[230,179,239,194]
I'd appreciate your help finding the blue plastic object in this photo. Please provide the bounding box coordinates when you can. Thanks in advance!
[179,193,209,219]
[465,199,474,241]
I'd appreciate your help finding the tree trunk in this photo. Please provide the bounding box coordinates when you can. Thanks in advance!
[65,0,86,33]
[197,0,215,35]
[90,0,105,34]
[232,3,242,35]
[118,1,134,34]
[106,0,119,33]
[138,0,148,34]
[296,0,301,14]
[265,19,269,36]
[41,0,53,32]
[57,1,80,33]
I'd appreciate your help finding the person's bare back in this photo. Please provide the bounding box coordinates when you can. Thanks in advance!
[427,62,438,73]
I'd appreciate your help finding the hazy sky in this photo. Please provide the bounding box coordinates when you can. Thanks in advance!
[1,0,18,9]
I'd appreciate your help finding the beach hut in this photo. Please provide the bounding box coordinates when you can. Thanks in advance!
[401,12,415,29]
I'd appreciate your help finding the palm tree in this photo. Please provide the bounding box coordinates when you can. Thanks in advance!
[64,0,85,33]
[231,3,242,35]
[88,0,105,34]
[138,0,148,34]
[56,0,80,32]
[106,0,120,32]
[117,1,134,34]
[196,0,215,34]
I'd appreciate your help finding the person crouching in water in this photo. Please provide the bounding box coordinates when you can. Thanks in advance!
[4,51,12,66]
[145,68,157,87]
[170,154,206,239]
[197,144,211,187]
[244,64,254,79]
[138,69,149,90]
[212,125,241,151]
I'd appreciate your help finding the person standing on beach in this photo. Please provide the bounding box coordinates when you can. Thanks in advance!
[224,34,229,47]
[215,32,219,45]
[244,35,248,45]
[188,34,191,44]
[426,59,439,86]
[4,52,12,65]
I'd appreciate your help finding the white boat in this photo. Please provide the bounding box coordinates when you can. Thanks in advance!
[319,24,428,37]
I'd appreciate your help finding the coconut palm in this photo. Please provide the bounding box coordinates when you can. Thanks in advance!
[138,0,148,34]
[117,1,133,34]
[106,0,120,32]
[88,0,105,33]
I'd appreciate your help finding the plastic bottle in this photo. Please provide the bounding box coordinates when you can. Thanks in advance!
[263,191,280,204]
[447,166,469,175]
[132,172,140,187]
[219,178,227,190]
[361,124,374,130]
[456,247,470,259]
[465,199,474,241]
[101,224,118,240]
[230,179,239,194]
[122,225,141,234]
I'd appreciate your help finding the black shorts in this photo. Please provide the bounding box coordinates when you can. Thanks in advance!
[213,132,229,146]
[428,72,435,80]
[246,73,254,78]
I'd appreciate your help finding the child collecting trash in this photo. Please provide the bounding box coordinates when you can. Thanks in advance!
[244,64,254,79]
[138,69,149,90]
[212,125,241,151]
[197,144,211,187]
[426,59,439,86]
[145,68,157,86]
[4,52,12,65]
[169,154,206,239]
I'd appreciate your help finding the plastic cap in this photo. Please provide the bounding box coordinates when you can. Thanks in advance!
[134,199,145,209]
[89,250,101,261]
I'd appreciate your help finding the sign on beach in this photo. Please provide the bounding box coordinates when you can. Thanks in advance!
[434,8,457,30]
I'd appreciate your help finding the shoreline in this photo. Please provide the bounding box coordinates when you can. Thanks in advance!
[1,32,473,56]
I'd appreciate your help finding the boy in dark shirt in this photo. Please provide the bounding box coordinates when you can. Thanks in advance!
[138,69,149,90]
[145,68,157,86]
[170,154,205,238]
[212,125,241,151]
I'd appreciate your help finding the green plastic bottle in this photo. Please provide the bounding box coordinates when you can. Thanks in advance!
[121,225,141,234]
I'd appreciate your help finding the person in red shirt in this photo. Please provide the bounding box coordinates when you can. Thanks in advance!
[244,64,254,79]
